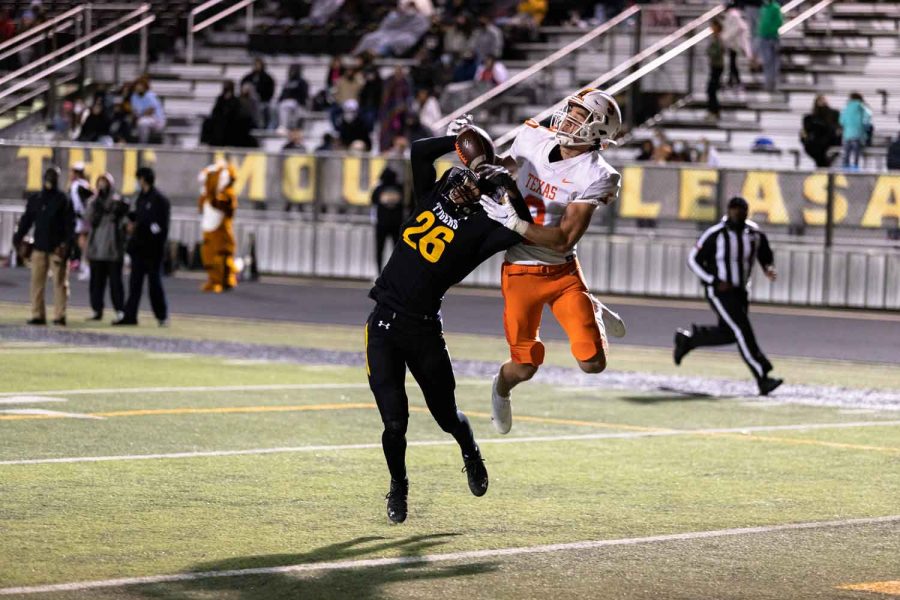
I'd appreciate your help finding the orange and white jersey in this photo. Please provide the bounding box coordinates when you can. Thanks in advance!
[505,121,621,265]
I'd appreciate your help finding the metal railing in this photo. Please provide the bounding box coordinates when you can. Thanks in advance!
[0,4,155,119]
[186,0,256,64]
[493,0,830,148]
[433,4,641,132]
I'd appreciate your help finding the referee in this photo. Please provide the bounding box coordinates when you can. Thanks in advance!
[673,197,783,396]
[367,129,531,523]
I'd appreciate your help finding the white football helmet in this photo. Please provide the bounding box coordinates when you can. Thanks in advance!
[550,89,622,148]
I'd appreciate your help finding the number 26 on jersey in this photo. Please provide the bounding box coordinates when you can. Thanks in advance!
[402,211,455,263]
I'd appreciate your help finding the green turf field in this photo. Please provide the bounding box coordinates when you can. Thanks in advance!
[0,313,898,599]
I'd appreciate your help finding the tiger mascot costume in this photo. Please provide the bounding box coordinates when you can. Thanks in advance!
[198,161,239,293]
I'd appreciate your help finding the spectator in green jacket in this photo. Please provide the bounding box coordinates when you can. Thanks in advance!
[757,0,782,92]
[839,92,872,169]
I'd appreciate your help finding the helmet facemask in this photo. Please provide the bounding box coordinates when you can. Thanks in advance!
[439,167,482,217]
[550,91,621,149]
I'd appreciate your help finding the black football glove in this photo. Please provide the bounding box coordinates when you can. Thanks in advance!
[476,164,516,198]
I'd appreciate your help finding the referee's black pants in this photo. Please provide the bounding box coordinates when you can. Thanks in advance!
[691,286,773,381]
[365,304,479,483]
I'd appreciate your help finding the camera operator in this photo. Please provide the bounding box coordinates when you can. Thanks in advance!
[85,173,129,322]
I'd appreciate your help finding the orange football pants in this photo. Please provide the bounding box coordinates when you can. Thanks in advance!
[501,260,607,366]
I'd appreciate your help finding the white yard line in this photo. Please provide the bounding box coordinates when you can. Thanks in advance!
[2,420,898,466]
[2,515,898,596]
[0,396,67,405]
[0,381,487,398]
[0,409,103,420]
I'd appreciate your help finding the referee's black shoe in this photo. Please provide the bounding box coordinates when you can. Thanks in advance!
[462,450,488,497]
[758,377,783,396]
[385,478,408,524]
[673,329,692,365]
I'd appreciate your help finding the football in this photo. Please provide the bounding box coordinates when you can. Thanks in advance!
[455,125,496,172]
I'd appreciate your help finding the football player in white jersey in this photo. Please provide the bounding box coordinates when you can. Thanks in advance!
[479,88,627,434]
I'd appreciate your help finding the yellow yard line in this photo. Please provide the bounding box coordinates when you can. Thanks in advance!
[697,431,900,455]
[837,581,900,595]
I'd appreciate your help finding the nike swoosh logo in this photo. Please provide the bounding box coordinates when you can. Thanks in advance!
[562,178,573,184]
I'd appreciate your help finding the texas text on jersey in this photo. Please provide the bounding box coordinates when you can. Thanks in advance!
[505,120,621,265]
[370,135,532,318]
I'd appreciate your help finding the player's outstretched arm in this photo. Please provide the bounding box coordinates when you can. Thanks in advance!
[480,198,595,254]
[410,135,457,204]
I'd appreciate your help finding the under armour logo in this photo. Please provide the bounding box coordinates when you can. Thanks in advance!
[378,321,390,329]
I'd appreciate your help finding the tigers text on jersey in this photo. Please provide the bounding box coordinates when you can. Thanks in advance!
[505,122,621,265]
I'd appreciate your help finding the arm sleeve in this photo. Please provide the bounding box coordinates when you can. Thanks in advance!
[757,231,774,269]
[687,227,719,285]
[575,171,621,206]
[410,135,456,205]
[476,224,522,263]
[13,196,36,244]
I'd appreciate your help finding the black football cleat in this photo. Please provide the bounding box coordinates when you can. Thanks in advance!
[462,450,488,497]
[758,377,783,396]
[673,329,692,366]
[385,478,408,524]
[26,318,47,326]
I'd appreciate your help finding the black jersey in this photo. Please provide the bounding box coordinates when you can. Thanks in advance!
[370,135,531,318]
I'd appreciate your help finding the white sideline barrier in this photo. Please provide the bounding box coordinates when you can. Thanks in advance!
[1,207,898,310]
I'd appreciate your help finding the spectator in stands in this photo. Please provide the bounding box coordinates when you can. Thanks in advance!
[696,138,720,166]
[50,100,77,140]
[332,63,365,128]
[202,81,256,148]
[379,67,413,152]
[316,133,336,152]
[337,99,372,151]
[303,0,345,26]
[371,166,406,272]
[283,127,307,152]
[669,141,693,163]
[452,50,479,82]
[85,173,127,322]
[241,58,276,129]
[721,3,752,88]
[354,1,430,57]
[77,98,112,144]
[130,79,166,144]
[16,10,37,67]
[739,0,763,62]
[443,14,474,59]
[472,15,503,60]
[410,47,445,93]
[403,113,431,143]
[414,88,443,136]
[358,52,383,133]
[326,55,343,91]
[474,55,509,86]
[706,20,725,121]
[384,135,410,159]
[277,64,309,133]
[109,101,134,144]
[800,95,840,168]
[635,140,654,161]
[115,167,169,327]
[757,0,782,92]
[839,92,872,170]
[497,0,547,35]
[888,133,900,171]
[239,81,263,131]
[0,9,16,43]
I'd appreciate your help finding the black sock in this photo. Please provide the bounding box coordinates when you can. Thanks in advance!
[450,411,479,459]
[381,428,407,482]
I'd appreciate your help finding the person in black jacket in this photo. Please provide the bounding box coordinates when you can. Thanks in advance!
[114,167,170,326]
[202,81,258,148]
[241,58,276,129]
[887,132,900,171]
[673,196,783,395]
[371,167,406,272]
[367,127,532,523]
[12,166,75,326]
[801,95,841,167]
[276,64,309,131]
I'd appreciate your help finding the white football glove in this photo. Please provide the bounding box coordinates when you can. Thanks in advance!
[479,196,529,236]
[445,114,475,137]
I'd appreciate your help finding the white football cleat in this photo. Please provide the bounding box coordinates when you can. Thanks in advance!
[591,295,626,338]
[491,373,512,434]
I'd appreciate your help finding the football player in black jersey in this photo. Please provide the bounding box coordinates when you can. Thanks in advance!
[366,128,532,523]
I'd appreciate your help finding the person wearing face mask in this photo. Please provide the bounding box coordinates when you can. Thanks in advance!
[674,196,783,396]
[12,166,75,326]
[366,122,532,524]
[85,173,128,322]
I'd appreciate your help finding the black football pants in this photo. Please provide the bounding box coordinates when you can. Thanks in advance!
[365,305,478,483]
[690,286,773,381]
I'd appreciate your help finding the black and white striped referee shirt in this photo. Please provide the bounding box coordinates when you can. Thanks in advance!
[688,218,774,288]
